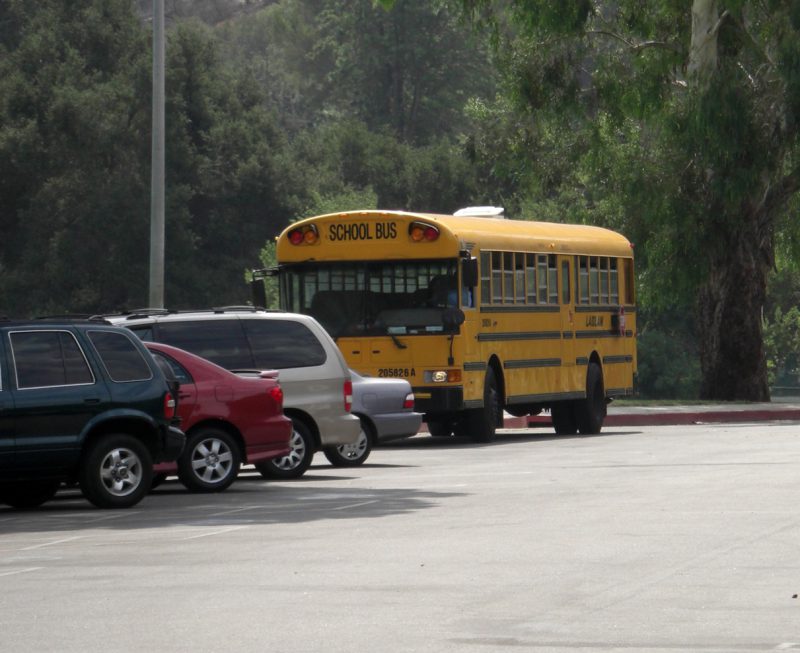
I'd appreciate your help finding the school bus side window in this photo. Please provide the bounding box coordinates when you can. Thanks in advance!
[548,255,558,304]
[577,256,589,304]
[480,252,490,305]
[515,254,525,303]
[623,258,635,304]
[561,260,570,304]
[610,259,619,304]
[492,252,502,304]
[526,254,536,304]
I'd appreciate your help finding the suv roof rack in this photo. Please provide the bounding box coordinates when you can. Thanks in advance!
[34,314,111,324]
[106,306,286,321]
[211,305,261,313]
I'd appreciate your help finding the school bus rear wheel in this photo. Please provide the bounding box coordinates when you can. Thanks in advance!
[575,363,606,435]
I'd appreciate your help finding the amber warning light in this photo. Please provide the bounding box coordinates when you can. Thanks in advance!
[288,224,319,245]
[409,221,439,242]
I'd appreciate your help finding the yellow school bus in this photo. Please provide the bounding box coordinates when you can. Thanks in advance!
[272,207,636,441]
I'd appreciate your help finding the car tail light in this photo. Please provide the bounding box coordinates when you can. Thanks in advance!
[164,391,176,419]
[344,380,353,412]
[403,392,415,410]
[268,384,284,410]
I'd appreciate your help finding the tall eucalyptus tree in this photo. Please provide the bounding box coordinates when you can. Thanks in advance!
[440,0,800,400]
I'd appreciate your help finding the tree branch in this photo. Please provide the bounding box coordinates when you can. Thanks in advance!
[586,30,682,55]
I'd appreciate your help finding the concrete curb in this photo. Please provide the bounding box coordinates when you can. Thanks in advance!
[419,404,800,434]
[510,407,800,429]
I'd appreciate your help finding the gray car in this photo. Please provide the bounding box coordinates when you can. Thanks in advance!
[323,370,422,467]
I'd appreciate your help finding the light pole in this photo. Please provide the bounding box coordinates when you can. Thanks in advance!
[149,0,165,308]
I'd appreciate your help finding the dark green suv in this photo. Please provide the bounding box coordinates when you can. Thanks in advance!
[0,319,184,509]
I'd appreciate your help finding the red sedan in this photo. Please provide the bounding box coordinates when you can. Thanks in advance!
[144,342,292,492]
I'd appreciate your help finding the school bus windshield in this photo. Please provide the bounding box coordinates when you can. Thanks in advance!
[280,260,467,338]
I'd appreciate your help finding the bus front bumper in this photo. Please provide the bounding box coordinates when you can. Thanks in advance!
[411,386,464,415]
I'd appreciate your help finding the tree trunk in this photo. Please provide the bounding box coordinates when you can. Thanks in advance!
[696,215,771,401]
[688,0,719,79]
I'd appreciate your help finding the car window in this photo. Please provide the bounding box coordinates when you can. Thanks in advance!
[150,350,193,385]
[244,319,327,369]
[88,330,153,382]
[10,330,94,389]
[156,320,254,369]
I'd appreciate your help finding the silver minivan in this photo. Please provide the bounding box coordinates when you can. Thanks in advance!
[106,308,361,478]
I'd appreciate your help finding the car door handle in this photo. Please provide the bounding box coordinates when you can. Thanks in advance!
[84,397,101,404]
[179,392,192,399]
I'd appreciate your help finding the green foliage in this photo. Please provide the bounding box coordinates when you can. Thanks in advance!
[220,0,497,144]
[0,0,152,315]
[287,120,480,212]
[296,187,379,221]
[0,5,307,314]
[763,306,800,387]
[254,241,279,309]
[636,326,701,400]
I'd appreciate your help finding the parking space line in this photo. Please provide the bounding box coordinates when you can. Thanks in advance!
[208,506,260,517]
[21,536,82,551]
[181,526,246,540]
[332,500,378,511]
[0,567,43,577]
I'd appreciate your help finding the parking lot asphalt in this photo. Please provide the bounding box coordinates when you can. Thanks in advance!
[2,420,800,652]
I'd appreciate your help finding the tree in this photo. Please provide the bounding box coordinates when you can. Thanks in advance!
[219,0,497,144]
[0,0,153,315]
[160,20,304,309]
[444,0,800,400]
[0,4,305,314]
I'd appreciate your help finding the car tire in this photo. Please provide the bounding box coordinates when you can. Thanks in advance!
[0,480,61,510]
[323,417,373,467]
[79,434,153,509]
[575,362,606,435]
[256,418,313,479]
[177,428,241,492]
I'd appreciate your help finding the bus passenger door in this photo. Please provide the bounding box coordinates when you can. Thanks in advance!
[559,257,576,391]
[460,257,481,404]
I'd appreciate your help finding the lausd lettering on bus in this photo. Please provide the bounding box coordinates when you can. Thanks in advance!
[329,222,397,242]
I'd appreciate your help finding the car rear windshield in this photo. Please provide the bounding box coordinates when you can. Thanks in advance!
[156,320,254,369]
[88,330,153,382]
[243,319,326,369]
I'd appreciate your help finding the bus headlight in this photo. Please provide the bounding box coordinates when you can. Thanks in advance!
[424,369,462,383]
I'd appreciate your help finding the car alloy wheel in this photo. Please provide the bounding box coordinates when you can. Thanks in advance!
[178,428,241,492]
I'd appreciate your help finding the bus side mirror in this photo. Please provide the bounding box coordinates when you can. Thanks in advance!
[462,257,478,288]
[250,279,267,309]
[442,307,465,329]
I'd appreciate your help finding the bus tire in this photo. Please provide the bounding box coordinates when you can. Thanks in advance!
[575,363,606,435]
[551,401,578,435]
[467,367,501,443]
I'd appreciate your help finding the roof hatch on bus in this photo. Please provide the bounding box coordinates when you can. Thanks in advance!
[453,206,505,218]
